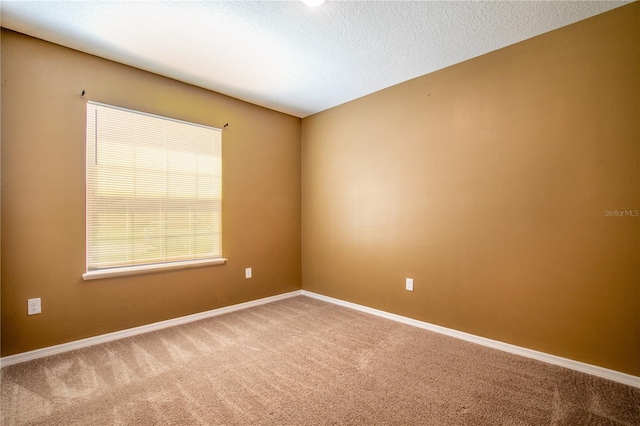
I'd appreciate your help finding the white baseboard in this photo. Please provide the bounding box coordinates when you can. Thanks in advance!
[301,290,640,389]
[0,290,303,368]
[3,289,638,389]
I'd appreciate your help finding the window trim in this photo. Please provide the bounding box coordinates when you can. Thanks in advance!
[82,257,227,281]
[84,101,225,279]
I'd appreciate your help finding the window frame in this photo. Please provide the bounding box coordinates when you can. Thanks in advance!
[82,101,226,281]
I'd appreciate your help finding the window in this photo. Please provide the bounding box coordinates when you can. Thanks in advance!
[83,102,225,280]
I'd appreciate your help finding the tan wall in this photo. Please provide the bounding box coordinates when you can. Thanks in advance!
[302,4,639,375]
[1,30,301,356]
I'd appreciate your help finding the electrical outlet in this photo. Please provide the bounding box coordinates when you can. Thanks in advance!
[245,268,252,279]
[28,298,41,315]
[405,278,414,292]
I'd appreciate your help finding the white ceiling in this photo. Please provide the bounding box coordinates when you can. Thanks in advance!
[1,1,630,118]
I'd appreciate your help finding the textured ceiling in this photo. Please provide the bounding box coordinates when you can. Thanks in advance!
[1,1,630,118]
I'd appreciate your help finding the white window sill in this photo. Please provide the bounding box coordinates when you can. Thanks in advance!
[82,258,227,281]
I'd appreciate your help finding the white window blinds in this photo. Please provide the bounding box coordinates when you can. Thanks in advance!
[86,102,222,273]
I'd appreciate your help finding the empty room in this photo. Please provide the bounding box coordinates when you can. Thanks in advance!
[1,1,638,425]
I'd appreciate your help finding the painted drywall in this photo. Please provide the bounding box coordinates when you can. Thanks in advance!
[1,29,301,356]
[301,3,639,375]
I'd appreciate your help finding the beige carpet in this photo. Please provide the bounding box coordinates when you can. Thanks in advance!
[1,296,639,425]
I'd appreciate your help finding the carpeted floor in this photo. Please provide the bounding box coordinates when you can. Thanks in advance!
[1,296,639,425]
